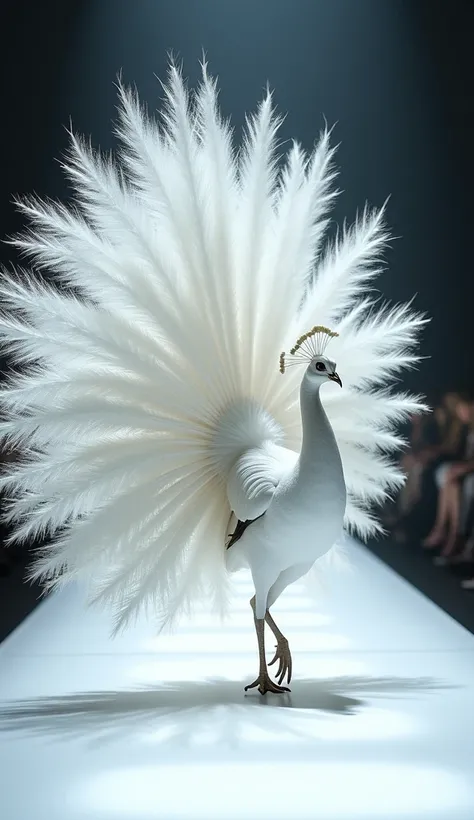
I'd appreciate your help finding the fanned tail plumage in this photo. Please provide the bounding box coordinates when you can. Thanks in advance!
[0,62,425,632]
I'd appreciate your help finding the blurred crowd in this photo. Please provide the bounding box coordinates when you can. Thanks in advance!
[385,391,474,592]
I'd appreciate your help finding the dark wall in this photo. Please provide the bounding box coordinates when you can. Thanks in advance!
[1,0,473,396]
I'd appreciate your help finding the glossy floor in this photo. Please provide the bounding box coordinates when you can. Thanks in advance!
[0,540,473,819]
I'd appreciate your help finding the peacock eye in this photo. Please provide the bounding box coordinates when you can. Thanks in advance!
[316,362,326,372]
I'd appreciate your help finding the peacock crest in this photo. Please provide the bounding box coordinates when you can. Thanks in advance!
[279,326,339,373]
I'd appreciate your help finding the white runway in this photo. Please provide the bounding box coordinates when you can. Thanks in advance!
[1,539,474,820]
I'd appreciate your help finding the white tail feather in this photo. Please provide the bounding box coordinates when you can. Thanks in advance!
[0,62,425,630]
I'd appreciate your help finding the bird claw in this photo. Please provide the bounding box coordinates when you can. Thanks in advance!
[244,671,291,695]
[268,637,293,685]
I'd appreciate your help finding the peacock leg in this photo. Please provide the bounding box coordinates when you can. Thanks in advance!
[254,562,312,687]
[244,612,291,695]
[266,609,293,686]
[249,596,292,686]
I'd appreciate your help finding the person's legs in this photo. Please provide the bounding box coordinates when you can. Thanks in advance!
[437,475,474,564]
[423,485,450,546]
[439,481,461,557]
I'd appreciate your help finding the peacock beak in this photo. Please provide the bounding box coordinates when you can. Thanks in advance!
[328,372,342,388]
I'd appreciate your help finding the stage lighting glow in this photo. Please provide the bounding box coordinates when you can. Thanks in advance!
[82,762,471,818]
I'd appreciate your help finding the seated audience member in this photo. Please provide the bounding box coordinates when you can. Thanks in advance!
[423,395,474,559]
[389,392,467,538]
[395,403,442,520]
[434,476,474,566]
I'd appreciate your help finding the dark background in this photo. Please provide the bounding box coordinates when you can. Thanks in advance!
[0,0,473,393]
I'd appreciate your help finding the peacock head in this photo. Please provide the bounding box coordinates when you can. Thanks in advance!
[279,326,342,388]
[306,354,342,387]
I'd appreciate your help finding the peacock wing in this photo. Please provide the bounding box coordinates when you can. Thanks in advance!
[226,441,298,522]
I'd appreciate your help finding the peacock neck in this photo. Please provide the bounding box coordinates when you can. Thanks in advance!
[274,372,346,532]
[298,375,340,481]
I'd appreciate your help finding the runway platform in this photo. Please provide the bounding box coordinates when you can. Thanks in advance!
[1,539,473,819]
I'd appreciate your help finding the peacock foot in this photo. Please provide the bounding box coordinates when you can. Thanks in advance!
[244,670,291,695]
[268,637,293,685]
